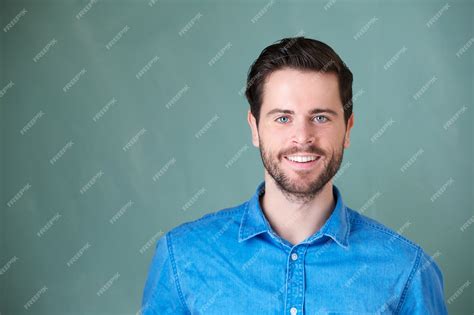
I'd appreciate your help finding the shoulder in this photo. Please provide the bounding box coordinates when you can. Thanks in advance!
[346,207,444,273]
[346,207,445,280]
[163,201,246,247]
[347,207,421,250]
[345,207,436,267]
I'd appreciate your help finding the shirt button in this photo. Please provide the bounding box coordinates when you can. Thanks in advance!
[291,253,298,261]
[290,307,298,314]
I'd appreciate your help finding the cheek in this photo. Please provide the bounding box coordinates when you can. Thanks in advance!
[260,134,283,156]
[261,130,286,145]
[323,128,345,145]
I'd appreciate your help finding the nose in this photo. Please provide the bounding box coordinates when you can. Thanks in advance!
[291,120,315,145]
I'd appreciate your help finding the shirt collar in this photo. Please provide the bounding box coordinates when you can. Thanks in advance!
[238,180,350,248]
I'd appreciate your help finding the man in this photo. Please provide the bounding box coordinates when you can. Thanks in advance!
[141,37,448,314]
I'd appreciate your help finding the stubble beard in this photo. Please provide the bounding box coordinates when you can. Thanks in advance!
[258,136,345,204]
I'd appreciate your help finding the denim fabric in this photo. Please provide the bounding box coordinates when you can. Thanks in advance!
[142,181,448,314]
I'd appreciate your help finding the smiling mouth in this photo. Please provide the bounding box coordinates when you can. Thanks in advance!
[284,156,321,162]
[284,155,320,163]
[283,155,321,170]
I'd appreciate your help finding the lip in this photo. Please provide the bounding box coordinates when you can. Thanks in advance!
[284,155,321,171]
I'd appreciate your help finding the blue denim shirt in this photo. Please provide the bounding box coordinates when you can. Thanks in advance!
[142,181,448,314]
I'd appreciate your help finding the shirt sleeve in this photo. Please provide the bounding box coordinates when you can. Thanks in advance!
[141,232,190,315]
[397,247,448,314]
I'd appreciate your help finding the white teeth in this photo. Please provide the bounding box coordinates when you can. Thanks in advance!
[286,156,318,163]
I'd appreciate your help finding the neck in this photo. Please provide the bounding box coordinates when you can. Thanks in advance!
[260,175,335,246]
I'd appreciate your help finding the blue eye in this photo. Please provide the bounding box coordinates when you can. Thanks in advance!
[275,115,329,124]
[276,116,290,123]
[314,115,328,123]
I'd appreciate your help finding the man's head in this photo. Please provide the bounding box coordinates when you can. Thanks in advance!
[245,37,354,203]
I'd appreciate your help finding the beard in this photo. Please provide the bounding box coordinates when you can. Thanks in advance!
[258,136,345,204]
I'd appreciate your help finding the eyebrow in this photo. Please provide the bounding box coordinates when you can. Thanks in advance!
[265,108,339,117]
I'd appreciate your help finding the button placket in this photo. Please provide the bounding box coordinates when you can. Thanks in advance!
[285,246,307,314]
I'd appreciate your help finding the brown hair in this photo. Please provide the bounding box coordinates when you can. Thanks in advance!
[245,36,353,127]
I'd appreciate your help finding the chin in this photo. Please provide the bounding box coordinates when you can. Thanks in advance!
[287,178,317,190]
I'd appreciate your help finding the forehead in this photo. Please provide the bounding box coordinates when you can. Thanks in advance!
[261,68,342,114]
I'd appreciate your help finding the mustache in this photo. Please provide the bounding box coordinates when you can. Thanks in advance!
[280,146,325,157]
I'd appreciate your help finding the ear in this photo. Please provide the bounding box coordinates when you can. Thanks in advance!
[343,113,354,148]
[247,109,260,148]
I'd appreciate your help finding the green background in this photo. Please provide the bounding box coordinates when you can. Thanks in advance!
[1,0,472,314]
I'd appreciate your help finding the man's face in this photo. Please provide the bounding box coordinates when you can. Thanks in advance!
[247,68,354,202]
